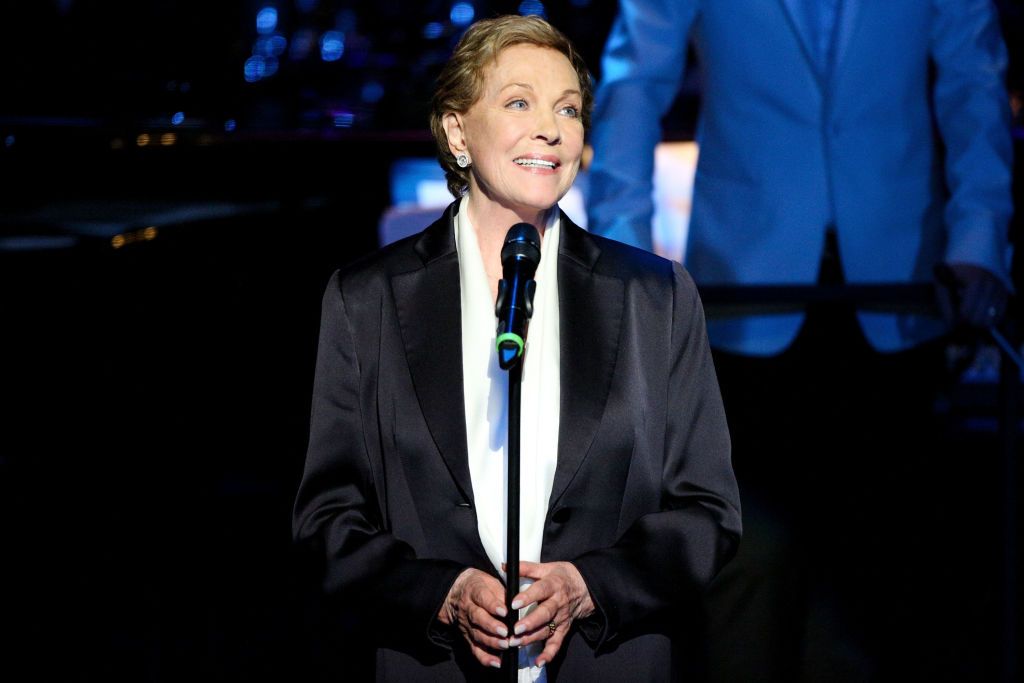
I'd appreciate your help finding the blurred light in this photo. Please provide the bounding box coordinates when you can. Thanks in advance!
[160,133,177,146]
[4,135,13,148]
[290,29,315,59]
[171,111,185,126]
[333,112,355,128]
[256,33,288,57]
[262,56,280,77]
[296,0,318,12]
[450,2,475,26]
[320,31,345,61]
[361,81,385,103]
[256,7,278,35]
[423,22,444,40]
[224,119,237,132]
[136,133,151,146]
[245,55,267,82]
[518,0,546,17]
[111,227,159,250]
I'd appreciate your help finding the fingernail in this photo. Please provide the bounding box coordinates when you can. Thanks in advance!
[511,600,522,610]
[537,659,547,667]
[515,623,525,635]
[508,637,521,647]
[490,660,501,669]
[497,626,508,637]
[496,607,508,618]
[499,639,509,649]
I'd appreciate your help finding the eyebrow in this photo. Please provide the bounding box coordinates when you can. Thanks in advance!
[500,82,582,98]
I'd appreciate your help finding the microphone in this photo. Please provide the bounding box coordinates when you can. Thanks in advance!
[495,223,541,370]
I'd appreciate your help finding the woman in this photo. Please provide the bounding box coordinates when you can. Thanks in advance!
[293,15,740,681]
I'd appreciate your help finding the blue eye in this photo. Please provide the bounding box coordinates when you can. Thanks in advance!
[560,105,580,118]
[507,99,528,110]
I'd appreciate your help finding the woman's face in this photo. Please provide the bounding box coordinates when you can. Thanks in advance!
[449,44,584,216]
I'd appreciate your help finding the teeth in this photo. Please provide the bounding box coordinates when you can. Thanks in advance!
[515,158,556,169]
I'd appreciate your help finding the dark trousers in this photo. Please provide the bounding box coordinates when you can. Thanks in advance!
[698,234,953,681]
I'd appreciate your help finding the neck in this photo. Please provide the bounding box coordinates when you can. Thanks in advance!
[462,193,552,302]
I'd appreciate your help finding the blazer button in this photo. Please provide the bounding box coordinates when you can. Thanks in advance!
[551,508,571,524]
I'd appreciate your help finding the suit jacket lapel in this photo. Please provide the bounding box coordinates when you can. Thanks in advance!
[832,0,864,80]
[550,216,624,510]
[391,203,475,504]
[778,0,825,89]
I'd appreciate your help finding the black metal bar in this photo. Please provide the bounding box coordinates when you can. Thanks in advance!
[503,360,522,680]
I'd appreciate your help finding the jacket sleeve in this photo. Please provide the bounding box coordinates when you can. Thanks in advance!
[292,271,465,652]
[586,0,699,251]
[571,263,741,648]
[931,0,1014,284]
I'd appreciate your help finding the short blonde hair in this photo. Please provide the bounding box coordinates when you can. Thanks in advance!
[429,15,593,197]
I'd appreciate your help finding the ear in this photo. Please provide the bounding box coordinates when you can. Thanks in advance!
[442,112,468,157]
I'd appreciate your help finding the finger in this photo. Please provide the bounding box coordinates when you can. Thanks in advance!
[511,576,555,612]
[514,600,559,638]
[469,578,509,619]
[534,627,568,668]
[469,603,509,639]
[469,640,503,669]
[517,561,546,579]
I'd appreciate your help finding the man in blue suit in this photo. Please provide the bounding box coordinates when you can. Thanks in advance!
[588,0,1014,680]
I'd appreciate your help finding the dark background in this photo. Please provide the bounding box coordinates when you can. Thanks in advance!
[0,1,1022,680]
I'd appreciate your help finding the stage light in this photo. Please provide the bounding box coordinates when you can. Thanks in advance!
[224,119,237,132]
[171,112,185,126]
[256,7,278,35]
[333,112,355,128]
[244,55,266,82]
[423,22,444,40]
[361,81,384,103]
[320,31,345,62]
[518,0,546,17]
[256,34,288,57]
[450,3,474,27]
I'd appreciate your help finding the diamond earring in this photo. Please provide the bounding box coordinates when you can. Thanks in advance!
[456,153,470,168]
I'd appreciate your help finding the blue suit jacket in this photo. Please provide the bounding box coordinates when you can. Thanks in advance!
[588,0,1014,354]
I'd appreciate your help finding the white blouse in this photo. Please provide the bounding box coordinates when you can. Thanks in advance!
[456,201,561,682]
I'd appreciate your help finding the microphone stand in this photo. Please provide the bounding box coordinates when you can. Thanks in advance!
[502,358,522,681]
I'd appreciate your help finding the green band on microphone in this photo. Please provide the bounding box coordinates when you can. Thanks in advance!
[495,332,525,357]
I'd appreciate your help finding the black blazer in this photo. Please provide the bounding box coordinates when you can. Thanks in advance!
[293,202,741,681]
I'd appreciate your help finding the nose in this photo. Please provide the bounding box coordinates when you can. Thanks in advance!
[531,110,560,145]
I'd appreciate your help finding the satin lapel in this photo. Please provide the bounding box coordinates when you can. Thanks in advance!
[550,217,624,510]
[778,0,826,89]
[832,0,865,79]
[391,204,474,504]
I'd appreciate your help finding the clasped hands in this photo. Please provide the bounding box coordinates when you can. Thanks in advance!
[437,561,595,669]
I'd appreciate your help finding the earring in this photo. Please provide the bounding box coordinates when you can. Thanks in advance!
[456,153,470,168]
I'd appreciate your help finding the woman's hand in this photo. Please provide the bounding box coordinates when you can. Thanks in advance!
[509,561,595,667]
[438,568,510,668]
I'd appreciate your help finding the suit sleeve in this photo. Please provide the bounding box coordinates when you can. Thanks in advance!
[292,271,465,652]
[930,0,1014,284]
[586,0,699,251]
[571,263,741,648]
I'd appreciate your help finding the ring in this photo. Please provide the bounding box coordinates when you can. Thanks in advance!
[548,621,557,634]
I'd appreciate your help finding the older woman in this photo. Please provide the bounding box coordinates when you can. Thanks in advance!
[293,15,740,682]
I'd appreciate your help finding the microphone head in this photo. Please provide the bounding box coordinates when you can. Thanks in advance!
[500,223,541,274]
